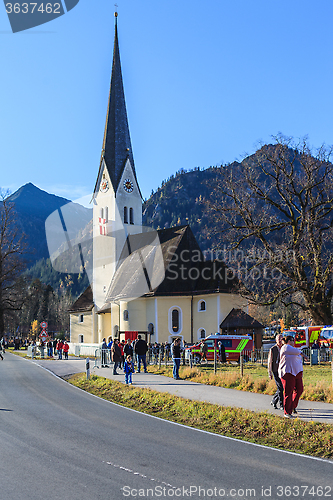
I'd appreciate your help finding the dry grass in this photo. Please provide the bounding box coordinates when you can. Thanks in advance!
[147,363,333,403]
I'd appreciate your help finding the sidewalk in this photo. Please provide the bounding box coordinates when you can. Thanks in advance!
[31,356,333,425]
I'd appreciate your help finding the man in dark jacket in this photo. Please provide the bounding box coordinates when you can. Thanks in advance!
[111,339,122,375]
[124,338,134,359]
[172,338,182,380]
[268,333,284,409]
[134,335,148,373]
[101,338,108,367]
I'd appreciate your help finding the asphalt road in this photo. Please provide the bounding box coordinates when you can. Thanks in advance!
[0,355,332,500]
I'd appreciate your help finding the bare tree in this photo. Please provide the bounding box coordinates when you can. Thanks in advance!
[208,135,333,325]
[0,190,27,336]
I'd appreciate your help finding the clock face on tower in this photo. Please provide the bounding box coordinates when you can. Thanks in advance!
[123,179,134,193]
[100,178,109,193]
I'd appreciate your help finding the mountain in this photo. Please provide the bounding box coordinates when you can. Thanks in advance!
[7,183,92,266]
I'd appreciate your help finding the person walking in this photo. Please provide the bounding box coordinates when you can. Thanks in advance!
[101,338,108,367]
[111,339,122,375]
[278,335,308,418]
[134,335,148,373]
[200,340,208,363]
[56,339,63,360]
[53,338,57,357]
[47,340,53,358]
[172,338,182,380]
[218,341,226,363]
[124,355,135,384]
[268,333,284,410]
[63,341,69,360]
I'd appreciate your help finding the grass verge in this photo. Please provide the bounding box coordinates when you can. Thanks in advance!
[68,373,333,459]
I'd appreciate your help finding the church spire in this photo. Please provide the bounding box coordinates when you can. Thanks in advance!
[97,13,139,195]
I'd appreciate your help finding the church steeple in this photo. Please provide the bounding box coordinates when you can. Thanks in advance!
[95,13,140,196]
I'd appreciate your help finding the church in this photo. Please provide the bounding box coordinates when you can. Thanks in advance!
[69,14,247,346]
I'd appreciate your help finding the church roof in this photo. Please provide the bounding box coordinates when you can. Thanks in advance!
[105,225,239,302]
[94,15,140,196]
[68,285,94,313]
[220,308,264,330]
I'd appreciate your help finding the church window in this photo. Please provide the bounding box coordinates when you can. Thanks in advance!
[100,208,104,219]
[168,306,182,335]
[79,314,84,323]
[198,300,206,312]
[199,329,206,339]
[124,207,128,224]
[123,310,129,321]
[105,206,108,223]
[172,309,179,332]
[79,335,84,343]
[148,323,154,334]
[129,207,134,225]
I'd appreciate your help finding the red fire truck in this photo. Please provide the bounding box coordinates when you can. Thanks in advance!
[185,334,253,364]
[282,326,323,348]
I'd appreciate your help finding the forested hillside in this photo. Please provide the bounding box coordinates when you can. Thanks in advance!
[142,166,226,252]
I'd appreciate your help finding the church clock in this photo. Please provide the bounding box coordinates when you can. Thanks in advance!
[100,178,109,193]
[123,179,134,193]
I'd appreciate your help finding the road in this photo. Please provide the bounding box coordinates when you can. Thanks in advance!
[0,354,332,500]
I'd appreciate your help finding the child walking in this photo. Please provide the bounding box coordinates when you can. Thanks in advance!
[124,355,134,384]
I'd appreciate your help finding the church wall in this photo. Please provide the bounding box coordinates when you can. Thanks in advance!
[97,312,112,343]
[110,303,120,339]
[70,312,94,344]
[151,296,192,344]
[192,293,246,341]
[218,293,247,330]
[146,299,156,339]
[124,299,147,333]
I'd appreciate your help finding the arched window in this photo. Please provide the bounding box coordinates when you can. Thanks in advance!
[100,207,104,219]
[129,207,134,225]
[148,323,154,334]
[104,206,108,223]
[172,309,179,332]
[168,306,182,335]
[199,300,206,311]
[79,335,84,343]
[124,207,128,224]
[123,310,129,321]
[200,329,206,339]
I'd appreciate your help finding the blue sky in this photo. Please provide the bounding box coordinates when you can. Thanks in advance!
[1,0,333,201]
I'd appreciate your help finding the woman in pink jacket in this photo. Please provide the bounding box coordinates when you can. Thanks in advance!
[278,335,307,418]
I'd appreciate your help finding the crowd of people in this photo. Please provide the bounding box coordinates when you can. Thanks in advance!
[268,333,308,418]
[0,336,70,360]
[100,336,189,383]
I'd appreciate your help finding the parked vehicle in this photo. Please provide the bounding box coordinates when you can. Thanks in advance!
[318,326,333,348]
[185,334,253,364]
[282,326,324,348]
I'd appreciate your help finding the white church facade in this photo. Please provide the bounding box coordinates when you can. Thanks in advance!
[69,15,247,346]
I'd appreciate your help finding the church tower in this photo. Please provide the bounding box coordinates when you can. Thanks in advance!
[93,13,142,310]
